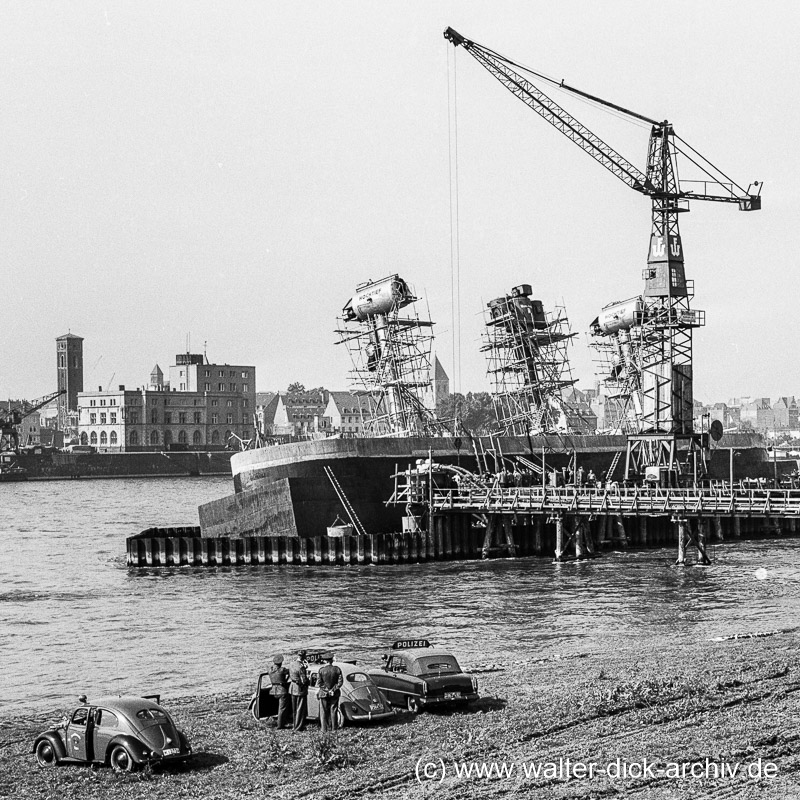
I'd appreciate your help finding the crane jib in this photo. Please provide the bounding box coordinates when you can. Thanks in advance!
[444,26,760,209]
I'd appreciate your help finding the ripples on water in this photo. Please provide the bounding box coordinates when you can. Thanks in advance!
[1,477,799,713]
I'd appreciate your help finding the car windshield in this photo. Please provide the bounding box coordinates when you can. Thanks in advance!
[413,655,461,674]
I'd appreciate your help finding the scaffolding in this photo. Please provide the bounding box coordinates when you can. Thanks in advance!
[481,284,577,435]
[335,274,447,437]
[590,289,706,450]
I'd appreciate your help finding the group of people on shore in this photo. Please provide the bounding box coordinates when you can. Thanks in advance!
[268,650,343,733]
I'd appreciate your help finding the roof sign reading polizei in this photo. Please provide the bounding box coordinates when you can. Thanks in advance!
[392,639,431,650]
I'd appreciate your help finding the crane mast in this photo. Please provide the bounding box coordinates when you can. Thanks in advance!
[445,27,761,480]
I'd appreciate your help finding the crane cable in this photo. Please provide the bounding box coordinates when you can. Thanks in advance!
[447,43,462,402]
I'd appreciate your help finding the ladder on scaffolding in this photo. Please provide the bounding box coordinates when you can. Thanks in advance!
[606,451,623,481]
[323,466,367,537]
[515,455,543,476]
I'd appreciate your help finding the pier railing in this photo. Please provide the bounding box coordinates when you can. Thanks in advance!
[421,485,800,518]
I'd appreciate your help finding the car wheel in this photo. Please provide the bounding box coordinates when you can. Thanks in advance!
[110,745,136,772]
[35,739,59,768]
[335,707,346,729]
[407,697,422,714]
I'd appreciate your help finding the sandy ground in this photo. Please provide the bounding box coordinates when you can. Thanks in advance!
[2,633,799,800]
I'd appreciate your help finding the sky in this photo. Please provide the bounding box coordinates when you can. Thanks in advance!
[1,1,797,403]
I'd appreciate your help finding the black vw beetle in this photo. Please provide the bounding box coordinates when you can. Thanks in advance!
[33,694,192,771]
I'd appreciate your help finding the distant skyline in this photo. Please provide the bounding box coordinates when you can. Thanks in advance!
[2,2,796,401]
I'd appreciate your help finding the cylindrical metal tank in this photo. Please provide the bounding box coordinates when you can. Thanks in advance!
[342,275,414,321]
[591,297,644,335]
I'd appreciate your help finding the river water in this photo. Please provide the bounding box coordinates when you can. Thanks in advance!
[2,476,799,714]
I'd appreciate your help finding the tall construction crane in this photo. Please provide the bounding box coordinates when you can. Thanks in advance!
[0,389,66,452]
[444,27,761,478]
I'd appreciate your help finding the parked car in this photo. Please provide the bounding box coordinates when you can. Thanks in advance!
[249,653,394,727]
[368,639,479,713]
[32,694,192,771]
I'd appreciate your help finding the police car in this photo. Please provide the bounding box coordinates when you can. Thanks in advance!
[368,640,479,713]
[249,652,394,727]
[32,694,191,771]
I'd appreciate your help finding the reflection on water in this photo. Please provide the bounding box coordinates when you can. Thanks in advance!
[1,477,799,713]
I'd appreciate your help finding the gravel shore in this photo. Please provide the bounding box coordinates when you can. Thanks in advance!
[3,632,799,799]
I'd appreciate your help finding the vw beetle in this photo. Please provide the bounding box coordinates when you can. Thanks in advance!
[368,639,479,713]
[33,694,191,771]
[249,652,394,727]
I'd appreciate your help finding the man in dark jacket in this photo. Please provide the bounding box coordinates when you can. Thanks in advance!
[316,653,343,733]
[269,654,291,729]
[288,650,309,732]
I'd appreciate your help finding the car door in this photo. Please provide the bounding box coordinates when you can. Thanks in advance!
[374,655,412,707]
[92,707,120,762]
[65,706,93,761]
[306,667,321,720]
[252,673,279,720]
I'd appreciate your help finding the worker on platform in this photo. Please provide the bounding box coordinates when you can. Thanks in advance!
[316,653,343,732]
[288,649,310,732]
[269,654,291,729]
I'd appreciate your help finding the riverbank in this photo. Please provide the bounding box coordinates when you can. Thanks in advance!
[3,632,799,799]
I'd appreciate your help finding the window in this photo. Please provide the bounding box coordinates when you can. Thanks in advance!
[229,370,235,377]
[229,383,236,392]
[129,412,138,425]
[71,707,89,726]
[211,430,220,444]
[225,430,232,442]
[110,431,117,445]
[193,412,201,424]
[243,384,249,393]
[95,709,119,728]
[243,399,249,408]
[73,356,78,369]
[59,355,65,367]
[218,383,225,391]
[211,399,218,406]
[178,413,186,424]
[80,432,88,445]
[178,430,187,444]
[218,370,224,377]
[100,413,107,424]
[100,431,107,445]
[226,414,233,424]
[90,432,97,445]
[204,383,211,391]
[205,370,211,377]
[211,413,218,424]
[227,400,233,407]
[241,371,248,379]
[100,399,106,406]
[110,414,117,424]
[130,430,139,445]
[90,413,96,425]
[165,413,172,425]
[193,430,202,445]
[151,411,158,424]
[150,430,159,445]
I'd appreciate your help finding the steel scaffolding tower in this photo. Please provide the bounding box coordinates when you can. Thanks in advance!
[336,274,447,437]
[481,284,577,435]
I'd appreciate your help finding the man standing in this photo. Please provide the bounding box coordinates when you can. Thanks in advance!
[288,649,309,732]
[269,654,291,730]
[316,652,343,733]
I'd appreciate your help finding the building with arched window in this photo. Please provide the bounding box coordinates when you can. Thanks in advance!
[77,353,255,452]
